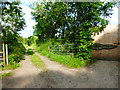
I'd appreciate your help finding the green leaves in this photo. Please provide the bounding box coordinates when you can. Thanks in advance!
[0,1,26,64]
[31,2,116,60]
[1,1,26,43]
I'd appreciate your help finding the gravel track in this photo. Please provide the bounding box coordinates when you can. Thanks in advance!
[2,52,119,88]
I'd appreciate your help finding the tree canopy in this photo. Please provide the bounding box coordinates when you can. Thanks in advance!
[0,0,26,44]
[31,1,116,60]
[0,0,26,63]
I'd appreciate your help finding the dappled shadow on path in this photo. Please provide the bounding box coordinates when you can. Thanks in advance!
[2,61,118,88]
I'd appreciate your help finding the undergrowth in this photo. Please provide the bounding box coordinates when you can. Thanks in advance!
[31,40,95,68]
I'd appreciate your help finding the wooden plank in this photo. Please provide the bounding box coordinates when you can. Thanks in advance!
[6,44,8,65]
[0,58,3,60]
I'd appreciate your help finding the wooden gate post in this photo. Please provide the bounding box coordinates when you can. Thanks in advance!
[6,44,8,65]
[3,42,5,65]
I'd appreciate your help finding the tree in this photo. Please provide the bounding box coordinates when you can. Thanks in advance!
[64,2,117,59]
[0,0,26,63]
[31,2,68,42]
[0,0,26,53]
[31,1,116,60]
[1,0,25,44]
[27,36,38,46]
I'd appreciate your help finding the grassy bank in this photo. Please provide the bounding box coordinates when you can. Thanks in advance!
[31,41,93,68]
[47,52,87,68]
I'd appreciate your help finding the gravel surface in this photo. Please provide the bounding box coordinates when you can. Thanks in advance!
[2,52,119,88]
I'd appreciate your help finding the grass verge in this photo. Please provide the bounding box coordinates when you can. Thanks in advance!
[2,64,20,70]
[47,52,87,68]
[31,41,95,68]
[30,54,45,68]
[28,50,46,70]
[0,62,19,79]
[0,72,12,79]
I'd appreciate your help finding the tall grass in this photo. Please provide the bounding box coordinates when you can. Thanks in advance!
[31,40,90,68]
[47,53,87,68]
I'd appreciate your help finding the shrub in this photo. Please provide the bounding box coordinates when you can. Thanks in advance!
[27,49,34,55]
[6,42,26,70]
[32,40,90,68]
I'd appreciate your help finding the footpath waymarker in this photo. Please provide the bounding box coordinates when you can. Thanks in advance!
[6,44,8,65]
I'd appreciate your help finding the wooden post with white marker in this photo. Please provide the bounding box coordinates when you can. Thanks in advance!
[6,44,8,65]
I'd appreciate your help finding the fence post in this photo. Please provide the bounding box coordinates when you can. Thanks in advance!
[6,44,8,65]
[3,42,5,65]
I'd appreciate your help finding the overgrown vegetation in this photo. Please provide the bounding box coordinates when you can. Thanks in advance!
[23,1,117,68]
[25,2,116,68]
[31,1,117,61]
[47,53,88,68]
[27,48,34,55]
[1,0,117,71]
[0,0,26,68]
[31,41,96,68]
